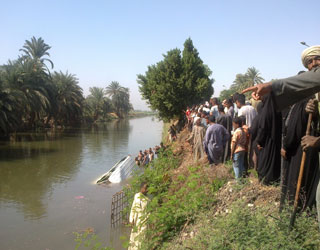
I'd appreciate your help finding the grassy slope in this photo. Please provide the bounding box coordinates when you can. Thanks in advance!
[136,126,320,249]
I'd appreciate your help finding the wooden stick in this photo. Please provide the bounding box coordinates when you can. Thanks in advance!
[289,112,313,229]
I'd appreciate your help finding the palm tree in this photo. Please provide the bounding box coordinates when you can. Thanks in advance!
[86,87,112,122]
[105,82,132,118]
[233,73,248,92]
[0,72,22,134]
[4,59,52,129]
[112,88,132,118]
[245,67,264,87]
[17,37,55,128]
[105,81,126,97]
[20,36,54,70]
[51,71,84,125]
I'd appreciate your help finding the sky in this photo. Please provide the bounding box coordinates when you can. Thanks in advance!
[1,0,320,110]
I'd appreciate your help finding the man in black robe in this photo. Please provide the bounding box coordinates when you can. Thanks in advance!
[252,94,282,185]
[280,96,319,210]
[242,44,320,225]
[249,102,263,170]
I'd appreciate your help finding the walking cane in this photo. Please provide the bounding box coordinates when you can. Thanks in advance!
[289,112,313,229]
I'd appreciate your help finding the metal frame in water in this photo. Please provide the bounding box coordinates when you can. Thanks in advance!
[111,190,129,228]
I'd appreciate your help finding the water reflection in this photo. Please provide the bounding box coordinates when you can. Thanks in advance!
[0,117,162,250]
[0,146,57,161]
[110,119,132,150]
[0,134,83,219]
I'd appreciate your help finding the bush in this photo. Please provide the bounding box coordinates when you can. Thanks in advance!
[168,201,320,250]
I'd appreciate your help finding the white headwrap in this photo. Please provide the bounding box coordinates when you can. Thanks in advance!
[194,116,200,124]
[301,45,320,68]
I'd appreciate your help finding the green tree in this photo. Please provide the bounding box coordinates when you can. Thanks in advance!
[51,71,84,126]
[219,88,237,101]
[112,89,132,118]
[85,87,113,122]
[0,69,23,134]
[105,81,132,118]
[219,67,265,100]
[138,38,213,121]
[3,59,52,129]
[181,38,214,104]
[19,36,54,70]
[245,67,264,88]
[105,81,125,97]
[17,37,55,128]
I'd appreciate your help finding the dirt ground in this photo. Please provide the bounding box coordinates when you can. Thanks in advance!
[171,127,280,209]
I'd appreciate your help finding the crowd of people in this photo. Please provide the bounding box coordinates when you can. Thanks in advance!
[128,45,320,249]
[185,94,257,179]
[183,45,320,220]
[134,142,166,167]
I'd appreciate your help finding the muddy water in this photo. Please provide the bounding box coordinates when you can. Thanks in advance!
[0,116,163,250]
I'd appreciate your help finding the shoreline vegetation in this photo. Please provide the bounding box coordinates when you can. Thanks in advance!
[74,123,320,249]
[0,111,157,142]
[0,37,146,139]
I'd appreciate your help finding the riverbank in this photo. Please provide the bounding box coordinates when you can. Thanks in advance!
[125,125,320,249]
[0,112,158,141]
[128,110,158,118]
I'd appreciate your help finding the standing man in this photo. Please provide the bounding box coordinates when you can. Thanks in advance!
[210,98,220,118]
[168,125,177,142]
[217,104,233,162]
[226,98,235,118]
[250,94,282,185]
[203,115,230,165]
[235,94,257,128]
[187,117,206,162]
[243,45,320,227]
[129,182,150,250]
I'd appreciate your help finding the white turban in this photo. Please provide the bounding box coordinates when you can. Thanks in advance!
[301,45,320,68]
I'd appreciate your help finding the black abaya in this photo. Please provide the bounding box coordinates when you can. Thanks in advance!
[255,94,282,185]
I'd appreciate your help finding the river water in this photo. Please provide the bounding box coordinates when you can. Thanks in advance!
[0,116,163,250]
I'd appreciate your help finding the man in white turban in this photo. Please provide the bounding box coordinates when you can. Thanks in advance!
[301,45,320,70]
[242,44,320,228]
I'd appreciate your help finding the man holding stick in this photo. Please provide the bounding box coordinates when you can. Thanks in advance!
[242,45,320,226]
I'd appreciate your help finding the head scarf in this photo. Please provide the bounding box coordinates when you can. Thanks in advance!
[301,45,320,68]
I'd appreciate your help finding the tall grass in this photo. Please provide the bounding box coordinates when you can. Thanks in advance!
[165,201,320,250]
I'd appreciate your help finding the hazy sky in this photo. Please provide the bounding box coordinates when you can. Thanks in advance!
[1,0,320,110]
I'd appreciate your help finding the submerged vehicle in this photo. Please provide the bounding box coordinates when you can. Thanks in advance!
[96,155,136,184]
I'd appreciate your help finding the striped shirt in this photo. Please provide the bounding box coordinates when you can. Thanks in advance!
[231,127,247,153]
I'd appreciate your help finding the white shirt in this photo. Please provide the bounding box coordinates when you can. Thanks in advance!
[238,105,257,128]
[210,105,219,118]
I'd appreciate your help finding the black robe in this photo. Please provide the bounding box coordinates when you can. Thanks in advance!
[249,102,263,168]
[249,112,260,168]
[279,107,292,211]
[255,94,282,185]
[282,98,320,209]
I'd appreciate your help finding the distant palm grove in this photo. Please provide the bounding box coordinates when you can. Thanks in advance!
[0,37,133,136]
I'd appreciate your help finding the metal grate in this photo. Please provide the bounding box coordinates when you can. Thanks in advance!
[111,190,129,228]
